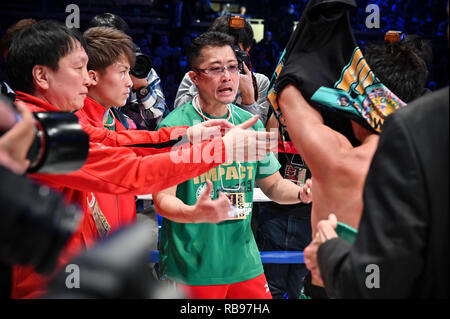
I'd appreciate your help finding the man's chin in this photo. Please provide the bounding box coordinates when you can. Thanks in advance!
[61,103,83,112]
[75,101,85,111]
[219,96,236,105]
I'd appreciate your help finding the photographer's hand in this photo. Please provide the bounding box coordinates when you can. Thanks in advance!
[130,74,148,92]
[0,150,23,174]
[0,101,35,174]
[238,63,255,105]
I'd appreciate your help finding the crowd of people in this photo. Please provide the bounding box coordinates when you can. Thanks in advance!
[0,0,448,300]
[132,0,449,110]
[1,1,448,108]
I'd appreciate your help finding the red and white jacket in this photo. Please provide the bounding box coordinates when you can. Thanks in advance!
[76,97,139,239]
[12,92,227,298]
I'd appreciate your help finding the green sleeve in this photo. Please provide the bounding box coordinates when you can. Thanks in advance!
[256,152,281,179]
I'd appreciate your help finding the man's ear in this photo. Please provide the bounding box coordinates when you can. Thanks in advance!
[88,70,99,87]
[32,65,49,91]
[189,70,199,86]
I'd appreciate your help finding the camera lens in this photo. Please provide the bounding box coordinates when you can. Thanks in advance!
[130,52,152,79]
[27,112,89,174]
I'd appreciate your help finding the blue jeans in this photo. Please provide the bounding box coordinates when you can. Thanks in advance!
[255,204,312,299]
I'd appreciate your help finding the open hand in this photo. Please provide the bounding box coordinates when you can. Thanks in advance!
[187,119,235,143]
[222,115,277,162]
[192,180,232,223]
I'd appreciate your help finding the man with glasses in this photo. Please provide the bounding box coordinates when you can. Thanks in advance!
[152,31,312,299]
[174,15,271,126]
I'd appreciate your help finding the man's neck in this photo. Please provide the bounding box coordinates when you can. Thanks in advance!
[197,95,228,118]
[87,92,110,110]
[33,92,53,108]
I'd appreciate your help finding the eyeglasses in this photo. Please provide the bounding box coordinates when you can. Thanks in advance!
[195,64,239,76]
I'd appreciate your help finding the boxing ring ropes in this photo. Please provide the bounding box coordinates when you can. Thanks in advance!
[148,250,304,264]
[138,188,305,265]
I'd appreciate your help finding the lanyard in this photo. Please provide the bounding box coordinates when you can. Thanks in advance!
[192,95,232,121]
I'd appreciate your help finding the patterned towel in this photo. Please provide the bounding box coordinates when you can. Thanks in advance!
[267,0,406,133]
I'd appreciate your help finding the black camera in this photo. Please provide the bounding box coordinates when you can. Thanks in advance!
[0,166,82,275]
[130,47,153,79]
[233,45,249,74]
[0,95,89,174]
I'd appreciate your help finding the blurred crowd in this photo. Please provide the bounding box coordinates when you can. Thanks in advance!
[119,0,449,109]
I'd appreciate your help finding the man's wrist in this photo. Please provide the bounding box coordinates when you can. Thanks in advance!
[241,96,256,105]
[298,189,302,203]
[182,205,196,223]
[239,87,255,105]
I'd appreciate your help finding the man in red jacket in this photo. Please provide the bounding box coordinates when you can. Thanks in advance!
[76,27,141,238]
[6,20,275,298]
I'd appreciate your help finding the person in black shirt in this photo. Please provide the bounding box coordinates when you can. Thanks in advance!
[307,87,449,298]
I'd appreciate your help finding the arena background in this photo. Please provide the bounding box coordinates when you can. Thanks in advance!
[0,0,448,111]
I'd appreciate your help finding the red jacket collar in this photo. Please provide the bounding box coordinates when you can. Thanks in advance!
[78,96,109,127]
[15,91,62,112]
[78,96,130,131]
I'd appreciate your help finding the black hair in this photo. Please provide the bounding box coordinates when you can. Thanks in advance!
[403,34,433,68]
[188,31,235,69]
[364,41,428,103]
[208,15,254,50]
[7,20,86,94]
[88,13,129,34]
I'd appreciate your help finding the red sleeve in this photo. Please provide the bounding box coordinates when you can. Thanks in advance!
[31,136,226,195]
[81,123,190,156]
